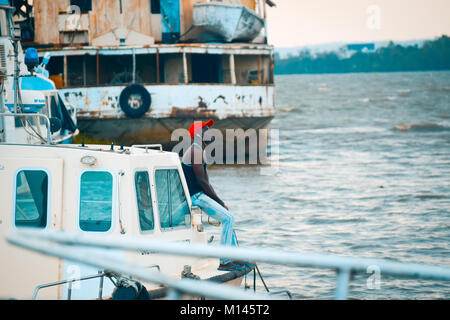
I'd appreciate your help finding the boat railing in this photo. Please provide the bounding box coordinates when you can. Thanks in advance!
[7,229,450,300]
[32,271,110,300]
[130,144,163,153]
[0,112,52,145]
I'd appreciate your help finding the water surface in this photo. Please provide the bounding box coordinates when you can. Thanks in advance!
[209,71,450,299]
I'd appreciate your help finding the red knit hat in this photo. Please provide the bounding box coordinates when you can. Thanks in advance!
[188,120,214,138]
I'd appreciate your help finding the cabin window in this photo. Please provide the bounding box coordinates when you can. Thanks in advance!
[234,55,272,85]
[79,171,113,232]
[70,0,92,13]
[14,170,49,228]
[135,171,154,231]
[191,54,223,84]
[161,53,183,84]
[150,0,161,14]
[67,55,97,87]
[136,54,158,84]
[99,55,133,85]
[155,169,190,229]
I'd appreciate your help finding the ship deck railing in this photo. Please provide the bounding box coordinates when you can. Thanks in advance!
[0,112,52,144]
[7,229,450,300]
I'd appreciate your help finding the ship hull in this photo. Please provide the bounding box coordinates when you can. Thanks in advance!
[63,83,275,157]
[75,115,274,159]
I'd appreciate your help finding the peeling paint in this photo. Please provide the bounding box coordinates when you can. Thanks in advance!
[169,106,217,119]
[61,84,275,120]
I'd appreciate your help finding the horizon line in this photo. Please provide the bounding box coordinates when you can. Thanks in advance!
[272,34,449,50]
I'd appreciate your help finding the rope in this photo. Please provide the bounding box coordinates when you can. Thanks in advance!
[233,230,270,293]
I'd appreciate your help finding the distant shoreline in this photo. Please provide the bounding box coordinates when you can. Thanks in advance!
[274,69,450,76]
[274,35,450,76]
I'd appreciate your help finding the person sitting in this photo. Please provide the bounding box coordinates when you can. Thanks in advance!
[181,120,254,271]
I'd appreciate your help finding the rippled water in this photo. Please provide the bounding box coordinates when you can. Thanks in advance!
[209,71,450,299]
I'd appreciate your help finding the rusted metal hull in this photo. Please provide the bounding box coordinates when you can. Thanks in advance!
[75,115,273,149]
[63,83,275,153]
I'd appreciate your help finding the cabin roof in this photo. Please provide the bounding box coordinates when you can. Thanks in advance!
[0,143,176,159]
[36,43,274,57]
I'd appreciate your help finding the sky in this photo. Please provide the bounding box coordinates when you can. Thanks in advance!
[266,0,450,48]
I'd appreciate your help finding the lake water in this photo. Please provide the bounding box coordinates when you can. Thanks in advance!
[208,71,450,299]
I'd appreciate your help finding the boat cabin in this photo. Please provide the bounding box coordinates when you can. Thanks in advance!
[0,143,215,299]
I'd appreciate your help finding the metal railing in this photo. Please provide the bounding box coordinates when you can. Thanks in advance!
[130,144,163,153]
[7,229,450,300]
[0,112,52,144]
[32,272,109,300]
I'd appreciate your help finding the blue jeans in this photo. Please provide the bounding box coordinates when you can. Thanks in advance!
[191,192,237,265]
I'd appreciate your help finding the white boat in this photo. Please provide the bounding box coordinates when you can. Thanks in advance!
[191,1,264,43]
[0,1,252,300]
[0,142,253,300]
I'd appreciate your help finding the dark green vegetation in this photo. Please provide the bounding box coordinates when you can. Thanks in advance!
[275,35,450,74]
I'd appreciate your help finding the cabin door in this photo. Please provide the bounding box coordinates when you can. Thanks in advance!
[0,156,64,299]
[160,0,180,43]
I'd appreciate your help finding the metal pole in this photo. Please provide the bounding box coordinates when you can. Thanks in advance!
[13,40,19,114]
[0,91,5,142]
[183,51,188,84]
[96,51,100,85]
[229,54,236,85]
[98,272,104,300]
[335,268,351,300]
[117,170,126,234]
[156,48,160,83]
[132,49,136,83]
[83,55,86,86]
[63,55,68,87]
[67,281,72,300]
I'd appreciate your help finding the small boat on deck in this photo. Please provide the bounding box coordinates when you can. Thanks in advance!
[190,1,264,43]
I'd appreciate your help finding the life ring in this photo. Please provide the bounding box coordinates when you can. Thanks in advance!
[119,84,151,118]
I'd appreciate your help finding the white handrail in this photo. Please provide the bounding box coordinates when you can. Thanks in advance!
[7,229,450,300]
[130,144,163,153]
[7,231,269,300]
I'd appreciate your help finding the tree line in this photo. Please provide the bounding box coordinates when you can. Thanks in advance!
[274,35,450,74]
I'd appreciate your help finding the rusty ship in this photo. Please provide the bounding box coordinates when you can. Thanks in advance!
[14,0,276,155]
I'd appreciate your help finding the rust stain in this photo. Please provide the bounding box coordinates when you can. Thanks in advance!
[169,106,217,119]
[197,96,208,109]
[213,95,228,104]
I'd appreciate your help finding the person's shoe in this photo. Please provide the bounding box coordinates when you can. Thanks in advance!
[217,261,247,271]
